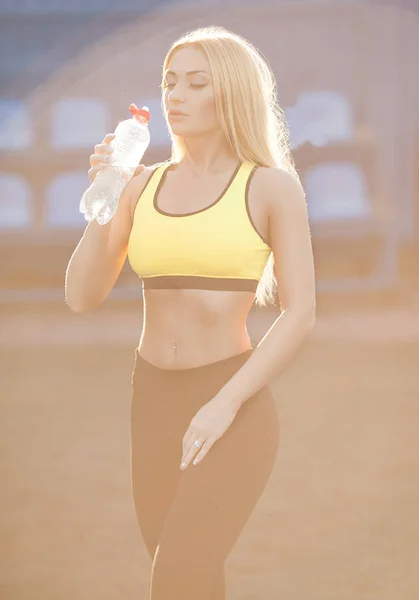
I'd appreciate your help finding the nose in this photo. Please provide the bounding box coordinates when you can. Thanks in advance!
[168,83,186,104]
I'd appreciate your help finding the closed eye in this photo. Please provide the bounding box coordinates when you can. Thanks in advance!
[162,83,207,90]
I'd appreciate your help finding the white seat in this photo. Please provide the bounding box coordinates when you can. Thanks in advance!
[304,161,371,224]
[286,90,353,149]
[51,98,111,148]
[0,174,31,228]
[0,99,32,150]
[302,157,398,291]
[45,171,89,228]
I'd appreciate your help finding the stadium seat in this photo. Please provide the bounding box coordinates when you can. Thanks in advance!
[286,89,354,149]
[0,99,32,150]
[0,174,32,228]
[51,97,110,149]
[304,161,371,224]
[45,170,89,228]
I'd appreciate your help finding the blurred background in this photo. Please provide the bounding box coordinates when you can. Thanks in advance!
[1,1,419,599]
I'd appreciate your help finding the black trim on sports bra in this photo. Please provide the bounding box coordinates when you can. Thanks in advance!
[131,165,161,219]
[245,165,272,248]
[153,161,242,217]
[142,275,259,292]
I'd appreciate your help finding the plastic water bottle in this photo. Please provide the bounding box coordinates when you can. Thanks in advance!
[80,103,151,225]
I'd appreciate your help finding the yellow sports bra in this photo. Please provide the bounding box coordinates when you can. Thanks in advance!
[127,160,272,292]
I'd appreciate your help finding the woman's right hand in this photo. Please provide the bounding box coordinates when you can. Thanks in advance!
[88,133,145,184]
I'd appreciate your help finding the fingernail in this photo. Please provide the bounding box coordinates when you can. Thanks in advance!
[193,459,198,465]
[180,462,186,470]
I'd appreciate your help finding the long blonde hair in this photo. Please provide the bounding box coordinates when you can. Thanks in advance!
[160,26,300,308]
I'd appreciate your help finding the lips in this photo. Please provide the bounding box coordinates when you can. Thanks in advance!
[168,110,187,117]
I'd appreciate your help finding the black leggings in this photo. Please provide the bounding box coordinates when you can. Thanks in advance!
[130,348,280,600]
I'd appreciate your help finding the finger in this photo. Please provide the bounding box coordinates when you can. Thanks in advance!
[90,153,112,167]
[134,164,145,177]
[181,435,205,470]
[181,432,196,466]
[88,165,101,177]
[88,165,102,182]
[94,142,113,155]
[192,438,214,466]
[101,133,115,144]
[180,446,198,470]
[182,427,198,453]
[88,163,111,178]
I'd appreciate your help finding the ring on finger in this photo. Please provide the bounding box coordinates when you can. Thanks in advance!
[193,439,203,449]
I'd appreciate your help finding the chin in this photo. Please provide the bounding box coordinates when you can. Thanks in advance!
[169,123,191,135]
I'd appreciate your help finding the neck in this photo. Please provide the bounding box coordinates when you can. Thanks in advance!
[179,130,238,176]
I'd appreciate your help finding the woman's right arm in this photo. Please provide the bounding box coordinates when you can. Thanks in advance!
[65,159,153,314]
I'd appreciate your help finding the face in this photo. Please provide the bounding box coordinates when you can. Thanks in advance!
[162,46,219,138]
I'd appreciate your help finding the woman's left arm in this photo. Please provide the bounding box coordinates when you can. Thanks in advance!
[217,166,316,411]
[180,167,316,470]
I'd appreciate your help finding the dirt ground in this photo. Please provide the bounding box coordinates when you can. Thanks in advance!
[1,301,419,600]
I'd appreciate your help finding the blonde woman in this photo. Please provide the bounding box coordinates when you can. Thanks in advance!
[66,26,316,600]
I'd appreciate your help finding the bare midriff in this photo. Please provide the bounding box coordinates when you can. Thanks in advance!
[137,288,255,369]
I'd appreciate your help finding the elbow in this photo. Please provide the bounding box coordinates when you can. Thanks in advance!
[307,303,316,331]
[285,302,316,330]
[307,302,316,328]
[65,283,101,315]
[299,308,316,341]
[65,296,95,315]
[303,294,316,328]
[299,308,316,333]
[66,301,87,315]
[308,311,316,331]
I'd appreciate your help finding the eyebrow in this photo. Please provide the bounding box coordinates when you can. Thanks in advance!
[165,70,209,76]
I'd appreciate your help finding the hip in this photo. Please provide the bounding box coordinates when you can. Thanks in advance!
[130,347,280,449]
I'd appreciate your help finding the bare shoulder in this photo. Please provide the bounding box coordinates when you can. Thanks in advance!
[130,165,157,195]
[252,166,306,214]
[127,165,158,219]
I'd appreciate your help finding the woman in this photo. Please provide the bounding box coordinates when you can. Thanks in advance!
[66,26,315,600]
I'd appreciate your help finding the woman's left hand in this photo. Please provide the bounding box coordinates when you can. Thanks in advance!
[180,396,239,469]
